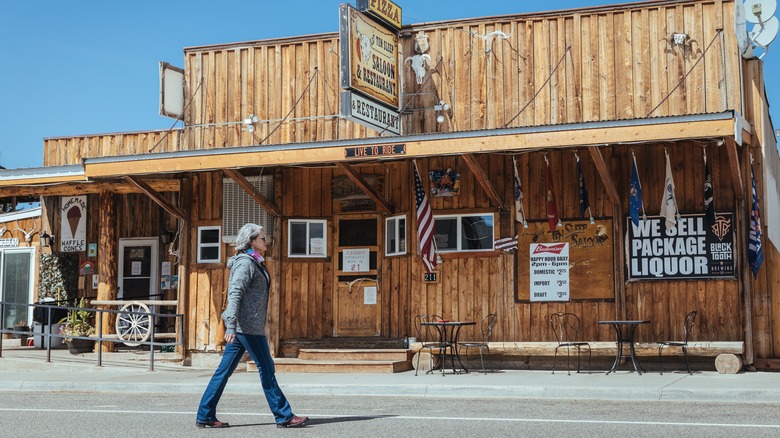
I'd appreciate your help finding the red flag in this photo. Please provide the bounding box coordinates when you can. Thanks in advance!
[413,161,437,273]
[546,158,560,231]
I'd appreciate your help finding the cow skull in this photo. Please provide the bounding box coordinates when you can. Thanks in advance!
[404,53,432,85]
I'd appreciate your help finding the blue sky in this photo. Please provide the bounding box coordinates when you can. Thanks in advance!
[1,1,777,170]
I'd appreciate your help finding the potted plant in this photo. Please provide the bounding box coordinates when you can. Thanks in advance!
[58,298,95,354]
[13,320,30,339]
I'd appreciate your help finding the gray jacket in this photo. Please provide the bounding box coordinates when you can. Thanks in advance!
[222,252,270,336]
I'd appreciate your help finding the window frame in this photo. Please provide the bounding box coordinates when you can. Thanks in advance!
[385,214,407,257]
[433,213,495,253]
[287,219,328,258]
[196,225,222,264]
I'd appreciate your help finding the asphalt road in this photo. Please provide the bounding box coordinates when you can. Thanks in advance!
[2,391,780,437]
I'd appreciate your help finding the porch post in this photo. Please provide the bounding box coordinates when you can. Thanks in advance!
[97,190,118,352]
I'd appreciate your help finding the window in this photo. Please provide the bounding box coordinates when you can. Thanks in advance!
[385,215,406,256]
[288,219,327,257]
[433,213,494,252]
[197,226,222,263]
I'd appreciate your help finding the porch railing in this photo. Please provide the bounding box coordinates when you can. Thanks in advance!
[0,300,183,371]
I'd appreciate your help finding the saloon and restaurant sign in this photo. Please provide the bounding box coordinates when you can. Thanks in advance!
[339,3,401,135]
[627,213,735,280]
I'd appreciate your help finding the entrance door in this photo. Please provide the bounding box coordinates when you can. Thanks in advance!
[333,214,381,337]
[0,248,35,328]
[118,238,159,300]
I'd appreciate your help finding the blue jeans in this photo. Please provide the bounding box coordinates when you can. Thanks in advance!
[197,333,293,425]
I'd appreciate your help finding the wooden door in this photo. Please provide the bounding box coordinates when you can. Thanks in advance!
[333,214,381,337]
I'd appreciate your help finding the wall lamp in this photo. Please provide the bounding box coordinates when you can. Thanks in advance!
[40,231,55,248]
[243,114,259,132]
[160,231,174,244]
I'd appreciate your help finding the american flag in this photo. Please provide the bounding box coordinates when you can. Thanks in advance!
[749,159,763,278]
[413,160,437,273]
[703,151,716,227]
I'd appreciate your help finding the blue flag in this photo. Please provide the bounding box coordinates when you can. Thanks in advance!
[629,158,643,226]
[577,156,590,218]
[749,161,763,278]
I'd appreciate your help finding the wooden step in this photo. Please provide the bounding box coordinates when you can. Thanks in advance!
[297,348,414,361]
[266,357,414,373]
[247,347,415,373]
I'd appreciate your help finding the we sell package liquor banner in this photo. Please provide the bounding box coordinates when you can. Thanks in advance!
[626,212,735,280]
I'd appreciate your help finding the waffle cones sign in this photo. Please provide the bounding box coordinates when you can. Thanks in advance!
[60,195,87,252]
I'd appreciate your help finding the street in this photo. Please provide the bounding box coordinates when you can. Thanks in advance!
[2,391,779,437]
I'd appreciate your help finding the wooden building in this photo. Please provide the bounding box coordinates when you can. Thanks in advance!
[1,0,779,370]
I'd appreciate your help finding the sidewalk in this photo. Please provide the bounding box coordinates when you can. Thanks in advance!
[1,346,780,403]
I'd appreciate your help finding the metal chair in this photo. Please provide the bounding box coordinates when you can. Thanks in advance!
[413,314,451,376]
[658,310,697,375]
[550,312,591,375]
[459,313,498,374]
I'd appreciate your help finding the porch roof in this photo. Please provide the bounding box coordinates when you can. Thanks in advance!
[0,111,751,190]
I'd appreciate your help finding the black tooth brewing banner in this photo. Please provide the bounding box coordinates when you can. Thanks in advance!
[626,212,735,280]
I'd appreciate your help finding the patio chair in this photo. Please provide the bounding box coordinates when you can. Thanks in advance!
[413,314,451,376]
[550,312,591,375]
[458,313,498,374]
[658,310,697,375]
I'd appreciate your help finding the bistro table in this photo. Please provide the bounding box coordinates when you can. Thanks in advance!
[599,320,650,375]
[421,320,476,374]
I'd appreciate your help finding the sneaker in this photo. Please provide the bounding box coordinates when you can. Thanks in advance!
[277,415,309,428]
[196,420,230,428]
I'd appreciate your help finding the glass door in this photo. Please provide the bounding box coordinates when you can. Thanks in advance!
[0,248,35,328]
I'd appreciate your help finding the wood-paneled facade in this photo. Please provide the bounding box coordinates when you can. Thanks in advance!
[2,0,779,367]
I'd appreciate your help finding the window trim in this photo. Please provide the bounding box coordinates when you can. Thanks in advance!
[197,225,222,264]
[385,214,407,257]
[287,219,328,258]
[433,213,495,253]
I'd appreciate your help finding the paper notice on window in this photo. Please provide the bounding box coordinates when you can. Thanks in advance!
[131,261,142,276]
[364,286,377,305]
[310,238,325,256]
[529,242,570,302]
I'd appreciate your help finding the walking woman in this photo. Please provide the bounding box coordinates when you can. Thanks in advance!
[196,223,309,428]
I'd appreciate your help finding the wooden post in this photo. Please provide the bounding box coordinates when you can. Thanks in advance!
[176,176,192,357]
[97,190,118,352]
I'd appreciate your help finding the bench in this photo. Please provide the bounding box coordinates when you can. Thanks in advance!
[411,341,745,373]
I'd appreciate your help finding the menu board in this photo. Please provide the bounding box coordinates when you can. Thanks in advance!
[529,243,570,301]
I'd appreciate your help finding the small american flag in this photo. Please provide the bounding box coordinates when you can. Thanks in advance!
[413,160,437,273]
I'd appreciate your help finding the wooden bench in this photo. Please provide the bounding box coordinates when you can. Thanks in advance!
[411,341,745,373]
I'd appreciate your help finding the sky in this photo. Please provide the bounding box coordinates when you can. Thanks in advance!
[1,0,777,170]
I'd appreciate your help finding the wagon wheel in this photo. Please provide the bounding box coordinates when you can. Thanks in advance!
[116,302,151,346]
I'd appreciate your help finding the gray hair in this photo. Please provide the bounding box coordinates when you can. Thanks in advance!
[234,223,264,251]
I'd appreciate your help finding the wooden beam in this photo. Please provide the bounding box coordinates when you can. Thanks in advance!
[461,153,505,209]
[0,179,180,198]
[725,137,744,201]
[221,168,281,217]
[124,176,186,220]
[334,162,393,215]
[588,146,621,206]
[97,190,118,352]
[84,117,737,178]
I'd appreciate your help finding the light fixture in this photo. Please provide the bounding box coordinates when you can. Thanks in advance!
[434,101,451,124]
[160,231,173,244]
[243,114,259,132]
[40,231,54,248]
